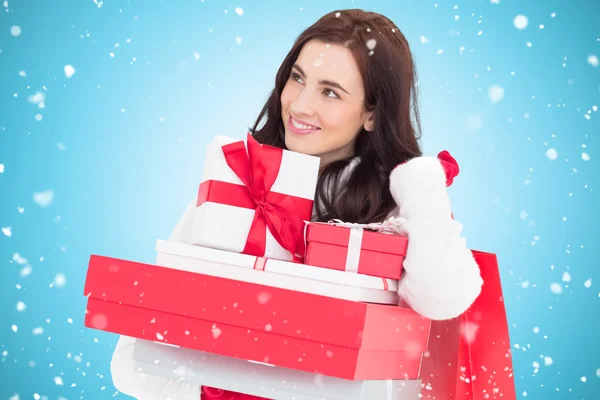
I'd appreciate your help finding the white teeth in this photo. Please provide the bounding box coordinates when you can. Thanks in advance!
[291,117,318,130]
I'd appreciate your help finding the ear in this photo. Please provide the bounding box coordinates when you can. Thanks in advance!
[363,111,375,132]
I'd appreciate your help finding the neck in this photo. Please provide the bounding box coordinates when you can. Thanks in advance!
[318,144,356,173]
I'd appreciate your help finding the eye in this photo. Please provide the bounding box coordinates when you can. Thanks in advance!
[323,88,340,99]
[290,71,304,84]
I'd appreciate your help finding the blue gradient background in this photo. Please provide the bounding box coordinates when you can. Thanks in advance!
[1,0,599,399]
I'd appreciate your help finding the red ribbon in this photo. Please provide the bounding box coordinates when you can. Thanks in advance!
[197,133,311,262]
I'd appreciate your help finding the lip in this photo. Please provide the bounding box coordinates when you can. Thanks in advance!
[287,115,321,135]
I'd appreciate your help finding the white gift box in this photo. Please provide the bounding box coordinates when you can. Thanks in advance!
[133,339,422,400]
[191,135,320,261]
[156,239,399,305]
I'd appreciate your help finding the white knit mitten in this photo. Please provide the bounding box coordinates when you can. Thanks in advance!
[388,153,483,320]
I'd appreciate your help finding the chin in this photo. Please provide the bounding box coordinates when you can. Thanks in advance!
[284,131,322,156]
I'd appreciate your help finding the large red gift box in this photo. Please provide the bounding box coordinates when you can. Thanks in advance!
[84,255,431,380]
[304,222,408,280]
[419,250,516,399]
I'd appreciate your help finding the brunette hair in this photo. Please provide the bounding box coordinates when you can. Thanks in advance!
[251,9,422,223]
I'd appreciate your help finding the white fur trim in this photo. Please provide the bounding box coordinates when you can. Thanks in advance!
[389,156,447,207]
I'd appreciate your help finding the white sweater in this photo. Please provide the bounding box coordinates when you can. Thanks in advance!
[110,155,484,399]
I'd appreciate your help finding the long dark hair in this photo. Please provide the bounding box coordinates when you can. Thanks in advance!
[251,9,422,223]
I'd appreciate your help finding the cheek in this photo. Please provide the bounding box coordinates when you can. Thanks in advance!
[322,106,356,133]
[280,84,294,112]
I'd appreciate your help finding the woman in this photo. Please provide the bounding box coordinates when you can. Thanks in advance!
[110,9,483,400]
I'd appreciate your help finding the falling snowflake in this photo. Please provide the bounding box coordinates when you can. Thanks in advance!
[33,190,54,207]
[581,152,590,161]
[235,7,243,16]
[27,92,46,109]
[257,292,272,304]
[235,36,243,45]
[550,283,563,294]
[489,85,505,103]
[10,25,21,36]
[460,321,479,344]
[2,226,11,237]
[0,164,4,173]
[584,279,592,288]
[513,15,528,30]
[64,65,76,78]
[13,253,28,264]
[90,313,108,330]
[211,324,222,339]
[545,148,558,160]
[588,54,599,68]
[16,302,26,312]
[53,273,67,288]
[313,373,325,388]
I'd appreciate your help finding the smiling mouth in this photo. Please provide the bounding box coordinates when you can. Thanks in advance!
[287,116,321,134]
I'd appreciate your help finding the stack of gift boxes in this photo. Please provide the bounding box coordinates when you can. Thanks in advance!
[83,134,516,400]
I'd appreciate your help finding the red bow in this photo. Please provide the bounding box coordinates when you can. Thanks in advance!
[437,150,459,187]
[220,133,307,262]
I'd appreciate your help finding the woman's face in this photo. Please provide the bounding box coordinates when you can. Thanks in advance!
[281,39,374,168]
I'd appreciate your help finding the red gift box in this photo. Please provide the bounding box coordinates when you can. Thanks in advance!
[304,222,408,280]
[84,255,431,380]
[419,250,516,399]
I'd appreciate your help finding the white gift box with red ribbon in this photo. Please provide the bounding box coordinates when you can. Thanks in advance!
[191,134,320,263]
[155,239,398,305]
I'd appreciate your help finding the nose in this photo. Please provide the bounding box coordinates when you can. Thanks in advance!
[289,87,316,117]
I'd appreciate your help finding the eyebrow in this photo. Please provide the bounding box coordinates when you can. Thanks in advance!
[292,64,350,95]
